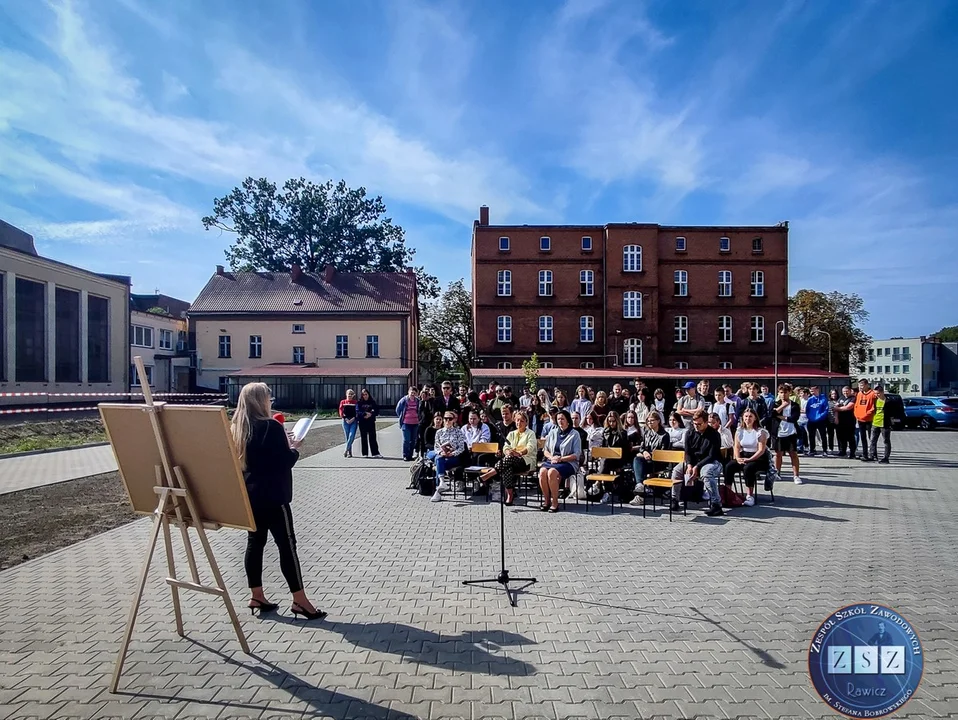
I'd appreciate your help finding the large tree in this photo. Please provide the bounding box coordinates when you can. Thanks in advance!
[932,325,958,342]
[420,279,473,383]
[203,177,439,299]
[788,289,871,374]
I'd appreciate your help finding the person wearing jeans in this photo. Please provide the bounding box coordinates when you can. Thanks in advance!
[854,379,877,461]
[395,387,421,461]
[338,389,358,458]
[671,409,724,516]
[869,384,892,463]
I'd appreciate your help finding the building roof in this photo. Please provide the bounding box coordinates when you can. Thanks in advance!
[189,269,416,315]
[471,366,847,381]
[131,293,191,318]
[0,219,38,255]
[227,364,412,377]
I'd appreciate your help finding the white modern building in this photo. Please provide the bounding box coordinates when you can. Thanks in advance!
[852,336,948,396]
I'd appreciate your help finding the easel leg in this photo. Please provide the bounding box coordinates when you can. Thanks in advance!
[160,515,184,637]
[110,494,167,693]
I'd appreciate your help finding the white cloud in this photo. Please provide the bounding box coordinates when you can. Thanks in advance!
[161,71,189,103]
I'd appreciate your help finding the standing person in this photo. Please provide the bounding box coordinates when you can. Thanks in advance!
[676,381,704,427]
[339,389,358,458]
[434,381,461,418]
[356,388,381,458]
[478,411,536,506]
[416,385,436,459]
[697,380,714,411]
[670,409,724,516]
[826,389,840,455]
[570,385,593,421]
[869,384,892,464]
[835,386,858,458]
[805,386,830,457]
[539,409,582,512]
[771,384,803,484]
[712,386,737,432]
[608,383,629,415]
[479,380,497,404]
[723,407,769,507]
[745,383,769,423]
[855,379,877,462]
[761,385,775,411]
[796,387,810,454]
[537,388,552,412]
[231,382,325,620]
[395,387,420,462]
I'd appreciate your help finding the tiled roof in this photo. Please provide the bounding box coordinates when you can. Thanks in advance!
[228,364,412,377]
[189,270,416,315]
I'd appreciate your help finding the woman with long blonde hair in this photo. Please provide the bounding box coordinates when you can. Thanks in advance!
[231,382,325,620]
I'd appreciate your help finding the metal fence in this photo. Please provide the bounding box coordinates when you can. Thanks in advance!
[225,378,409,412]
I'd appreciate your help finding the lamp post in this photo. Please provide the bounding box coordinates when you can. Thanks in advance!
[773,320,787,391]
[811,328,832,374]
[613,330,621,367]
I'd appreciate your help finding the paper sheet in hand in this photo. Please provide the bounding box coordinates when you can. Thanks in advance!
[292,414,317,441]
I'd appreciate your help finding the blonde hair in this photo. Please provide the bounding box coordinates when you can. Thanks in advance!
[231,382,272,471]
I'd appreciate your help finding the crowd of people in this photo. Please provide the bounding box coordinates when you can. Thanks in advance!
[387,376,893,516]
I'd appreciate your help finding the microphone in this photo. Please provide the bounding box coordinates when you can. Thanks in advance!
[273,412,286,425]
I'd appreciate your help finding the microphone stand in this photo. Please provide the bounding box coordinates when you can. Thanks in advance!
[462,474,537,607]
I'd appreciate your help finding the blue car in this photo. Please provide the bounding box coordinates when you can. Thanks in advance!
[902,397,958,430]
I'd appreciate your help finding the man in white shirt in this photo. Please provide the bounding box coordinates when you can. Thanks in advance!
[519,387,534,408]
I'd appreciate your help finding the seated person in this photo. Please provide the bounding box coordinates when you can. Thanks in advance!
[709,413,734,451]
[430,412,468,502]
[628,412,671,505]
[538,409,581,512]
[591,411,628,504]
[670,409,724,517]
[666,411,686,448]
[540,406,559,437]
[723,407,769,508]
[423,413,443,461]
[462,408,491,449]
[480,408,500,445]
[478,411,537,506]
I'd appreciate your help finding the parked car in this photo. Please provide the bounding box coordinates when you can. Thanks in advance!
[902,397,958,429]
[884,393,906,430]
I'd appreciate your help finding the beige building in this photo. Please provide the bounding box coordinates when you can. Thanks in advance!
[129,294,191,393]
[0,219,130,395]
[189,264,418,407]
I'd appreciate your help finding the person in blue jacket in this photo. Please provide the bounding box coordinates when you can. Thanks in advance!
[805,385,831,457]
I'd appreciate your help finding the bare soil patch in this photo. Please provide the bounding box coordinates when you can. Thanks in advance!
[0,421,394,570]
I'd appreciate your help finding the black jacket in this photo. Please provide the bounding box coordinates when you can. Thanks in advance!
[434,394,461,416]
[683,426,722,470]
[243,418,299,507]
[357,397,378,424]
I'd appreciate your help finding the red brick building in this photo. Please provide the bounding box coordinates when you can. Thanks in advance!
[472,205,801,372]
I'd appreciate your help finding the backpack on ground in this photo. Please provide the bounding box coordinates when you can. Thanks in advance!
[719,484,745,508]
[763,450,780,491]
[410,458,436,496]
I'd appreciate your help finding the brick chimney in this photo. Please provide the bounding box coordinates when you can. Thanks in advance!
[216,265,225,276]
[291,264,302,283]
[479,205,489,226]
[323,264,335,283]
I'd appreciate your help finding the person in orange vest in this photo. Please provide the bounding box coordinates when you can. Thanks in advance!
[854,378,877,462]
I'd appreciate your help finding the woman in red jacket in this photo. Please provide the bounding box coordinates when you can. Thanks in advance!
[339,389,358,458]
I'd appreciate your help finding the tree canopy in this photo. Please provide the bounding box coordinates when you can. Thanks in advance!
[788,289,871,373]
[203,177,439,300]
[932,325,958,342]
[420,279,473,383]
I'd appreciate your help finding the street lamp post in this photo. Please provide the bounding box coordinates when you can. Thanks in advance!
[811,328,832,374]
[774,320,787,391]
[613,330,621,367]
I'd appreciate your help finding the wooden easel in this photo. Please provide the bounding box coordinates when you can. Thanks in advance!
[109,357,250,693]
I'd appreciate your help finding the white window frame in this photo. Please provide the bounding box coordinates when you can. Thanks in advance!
[623,338,643,366]
[218,335,231,358]
[674,315,688,343]
[292,346,305,363]
[131,325,154,348]
[579,270,594,296]
[580,361,595,369]
[336,334,349,358]
[497,270,512,297]
[497,315,512,343]
[750,270,765,297]
[541,361,554,369]
[497,361,512,369]
[292,323,305,334]
[719,236,730,252]
[158,329,173,350]
[623,291,643,319]
[499,236,510,251]
[719,315,732,343]
[675,236,687,251]
[539,315,554,343]
[366,335,380,358]
[719,361,733,370]
[131,364,154,387]
[623,244,643,272]
[218,376,229,393]
[752,237,763,253]
[718,270,732,297]
[581,236,593,251]
[249,335,262,359]
[579,315,594,343]
[540,236,551,252]
[674,270,688,297]
[751,315,765,343]
[674,361,689,369]
[538,270,553,297]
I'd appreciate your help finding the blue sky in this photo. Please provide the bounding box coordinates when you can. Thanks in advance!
[1,0,956,338]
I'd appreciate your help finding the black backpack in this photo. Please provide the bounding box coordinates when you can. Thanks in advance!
[410,458,436,496]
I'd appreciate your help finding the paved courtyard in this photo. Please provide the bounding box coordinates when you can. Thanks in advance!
[1,425,957,719]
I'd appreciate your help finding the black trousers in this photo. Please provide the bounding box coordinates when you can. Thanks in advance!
[245,503,304,593]
[723,455,769,488]
[808,420,828,453]
[359,420,380,456]
[837,422,857,456]
[858,421,873,459]
[826,422,836,451]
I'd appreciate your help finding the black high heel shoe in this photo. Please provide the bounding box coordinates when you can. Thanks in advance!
[249,599,279,614]
[290,603,327,621]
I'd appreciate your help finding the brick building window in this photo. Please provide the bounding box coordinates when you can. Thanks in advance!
[581,236,593,251]
[751,315,765,343]
[249,335,262,358]
[579,316,594,342]
[623,338,643,366]
[720,361,733,370]
[752,237,763,253]
[293,346,305,363]
[623,291,642,319]
[538,270,553,297]
[674,315,688,343]
[674,361,689,369]
[719,315,732,343]
[580,361,595,369]
[497,270,512,296]
[718,270,732,297]
[499,236,510,251]
[540,236,551,252]
[751,270,765,297]
[539,315,554,343]
[623,245,642,272]
[720,237,730,252]
[674,270,688,297]
[497,361,512,369]
[675,236,687,252]
[497,315,512,342]
[580,270,594,296]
